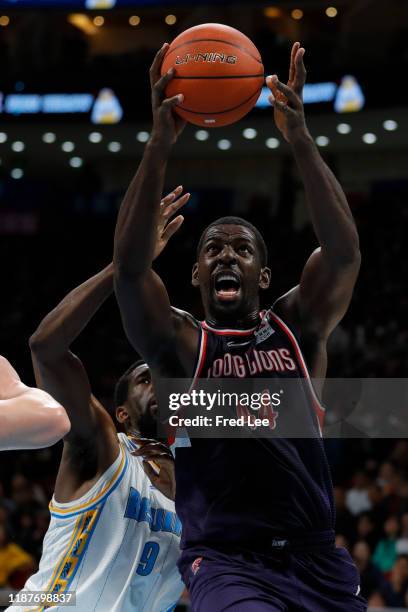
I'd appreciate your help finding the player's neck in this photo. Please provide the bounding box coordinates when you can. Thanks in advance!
[126,427,141,439]
[205,308,260,330]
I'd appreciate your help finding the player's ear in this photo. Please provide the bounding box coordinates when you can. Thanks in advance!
[191,262,199,287]
[259,266,271,289]
[116,405,130,424]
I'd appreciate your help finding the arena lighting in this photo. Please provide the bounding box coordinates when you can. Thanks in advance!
[243,128,257,140]
[0,16,10,27]
[108,141,121,152]
[68,14,98,36]
[11,168,24,179]
[326,7,338,17]
[336,123,352,134]
[291,9,303,20]
[129,16,140,26]
[165,14,177,25]
[136,131,150,143]
[315,136,329,147]
[0,133,7,143]
[69,157,83,168]
[93,16,105,27]
[383,119,398,131]
[217,139,231,150]
[61,141,75,152]
[42,132,56,143]
[265,137,280,149]
[85,0,117,7]
[89,132,103,143]
[263,7,282,18]
[195,130,209,141]
[362,133,377,144]
[11,141,25,152]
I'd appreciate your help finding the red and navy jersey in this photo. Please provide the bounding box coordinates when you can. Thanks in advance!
[174,308,335,555]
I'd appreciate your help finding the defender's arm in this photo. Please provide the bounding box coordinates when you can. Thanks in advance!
[29,265,118,456]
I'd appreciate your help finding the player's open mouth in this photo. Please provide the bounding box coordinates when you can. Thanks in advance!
[214,272,241,301]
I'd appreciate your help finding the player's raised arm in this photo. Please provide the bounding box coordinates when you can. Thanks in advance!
[113,45,197,372]
[0,355,70,450]
[29,264,119,469]
[29,189,187,471]
[267,43,361,341]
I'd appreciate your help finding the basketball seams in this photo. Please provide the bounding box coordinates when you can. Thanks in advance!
[177,87,261,116]
[163,38,263,65]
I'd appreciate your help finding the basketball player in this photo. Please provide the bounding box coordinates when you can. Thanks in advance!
[113,42,366,611]
[0,355,70,450]
[9,188,189,612]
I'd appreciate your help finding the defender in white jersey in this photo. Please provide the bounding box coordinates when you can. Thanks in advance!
[15,430,182,611]
[10,187,189,612]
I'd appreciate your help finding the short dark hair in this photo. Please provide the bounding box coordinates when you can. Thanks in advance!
[196,216,268,266]
[114,359,147,408]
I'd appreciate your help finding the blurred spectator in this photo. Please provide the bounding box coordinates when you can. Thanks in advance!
[335,534,349,550]
[0,524,35,589]
[356,512,379,552]
[352,540,387,601]
[372,515,399,573]
[346,471,372,516]
[396,512,408,556]
[377,555,408,608]
[377,461,399,496]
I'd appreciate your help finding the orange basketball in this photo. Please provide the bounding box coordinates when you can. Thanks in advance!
[161,23,264,128]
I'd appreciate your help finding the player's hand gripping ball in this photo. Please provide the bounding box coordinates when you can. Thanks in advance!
[161,23,264,127]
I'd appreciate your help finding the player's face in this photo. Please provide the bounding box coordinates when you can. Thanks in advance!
[126,364,158,436]
[192,224,270,318]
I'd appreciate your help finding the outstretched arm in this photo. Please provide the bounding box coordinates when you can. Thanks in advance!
[30,190,187,449]
[267,43,361,340]
[0,356,70,450]
[114,45,198,373]
[29,264,117,453]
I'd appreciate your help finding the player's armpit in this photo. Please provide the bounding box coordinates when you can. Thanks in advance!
[115,269,199,376]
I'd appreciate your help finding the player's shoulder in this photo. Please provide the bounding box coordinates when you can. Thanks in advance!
[171,306,201,331]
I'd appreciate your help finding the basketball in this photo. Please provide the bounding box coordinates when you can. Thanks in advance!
[161,23,264,127]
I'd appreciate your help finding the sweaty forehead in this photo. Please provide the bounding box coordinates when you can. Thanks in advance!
[204,224,256,243]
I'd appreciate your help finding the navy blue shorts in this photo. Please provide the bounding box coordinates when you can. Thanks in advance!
[181,546,367,611]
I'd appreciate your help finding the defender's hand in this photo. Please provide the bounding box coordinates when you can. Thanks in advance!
[133,438,176,501]
[154,186,190,260]
[266,42,309,143]
[150,44,187,149]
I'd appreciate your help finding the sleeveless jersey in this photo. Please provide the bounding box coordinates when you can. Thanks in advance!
[10,433,183,612]
[175,308,335,562]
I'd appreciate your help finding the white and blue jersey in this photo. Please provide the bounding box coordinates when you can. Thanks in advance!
[10,433,183,612]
